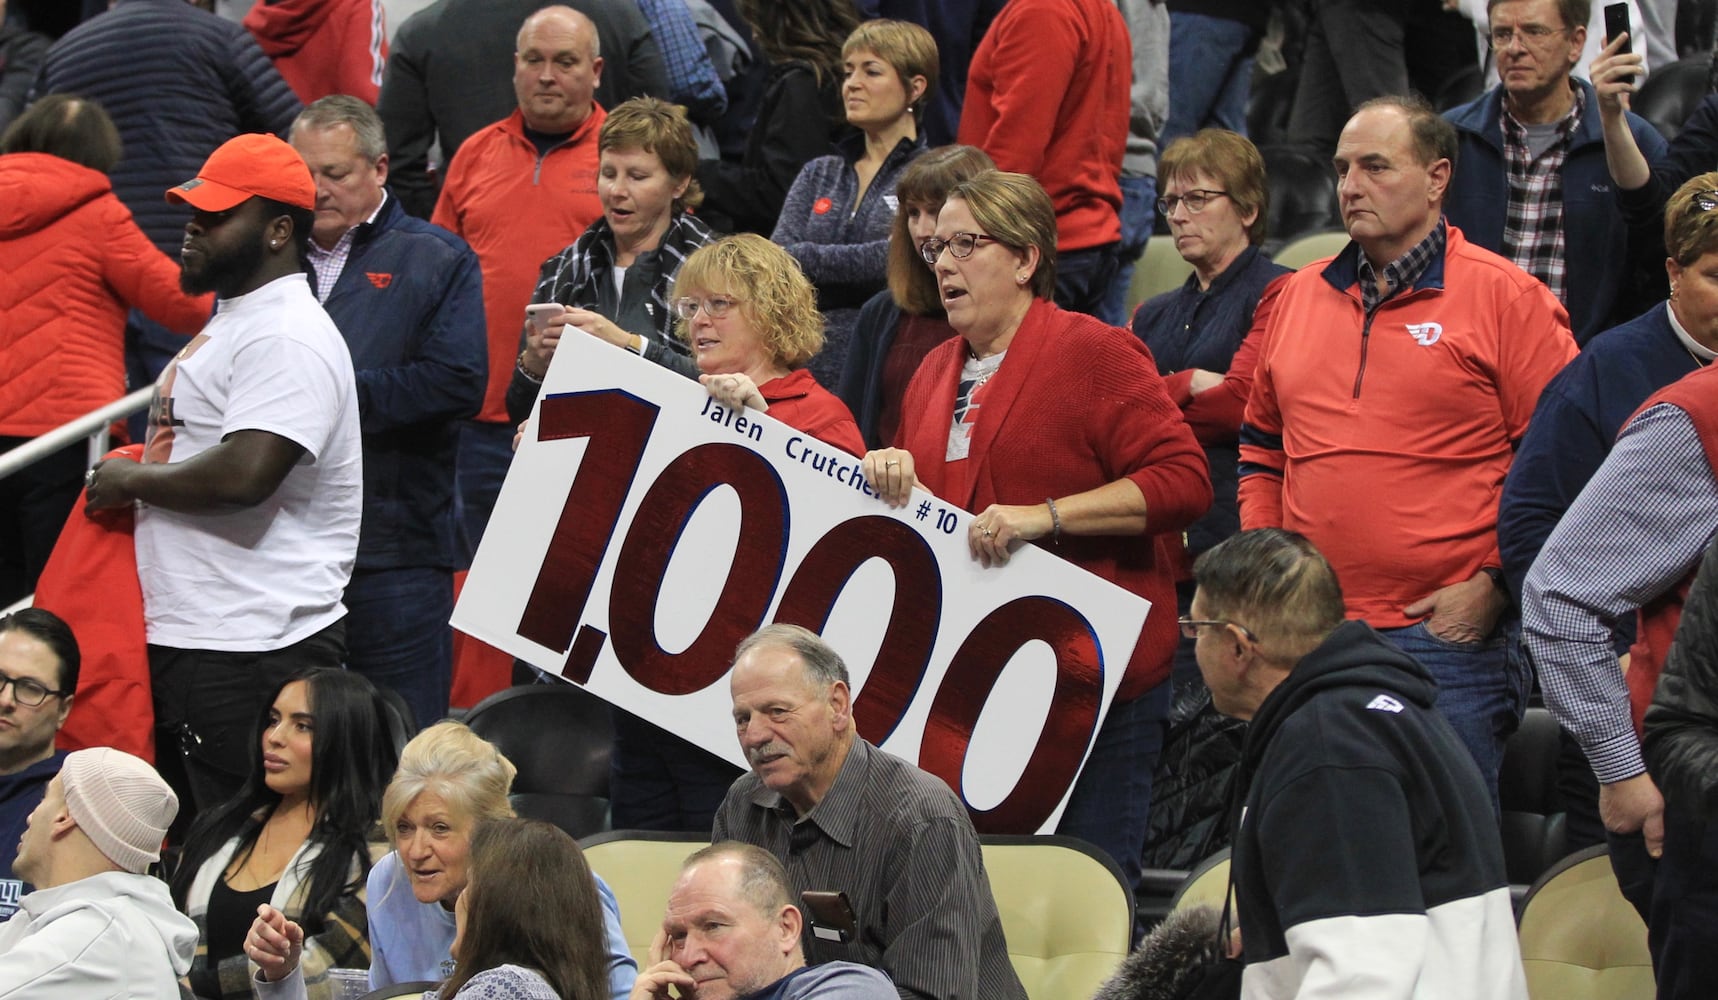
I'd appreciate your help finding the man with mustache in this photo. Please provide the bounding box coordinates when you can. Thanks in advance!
[712,625,1025,1000]
[83,133,361,820]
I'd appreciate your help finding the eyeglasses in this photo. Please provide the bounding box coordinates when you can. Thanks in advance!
[1487,24,1568,48]
[1177,617,1259,642]
[673,296,742,321]
[1694,190,1718,212]
[1157,190,1229,216]
[0,672,64,707]
[919,232,1003,264]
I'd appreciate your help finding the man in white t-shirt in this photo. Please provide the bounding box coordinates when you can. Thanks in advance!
[84,133,362,819]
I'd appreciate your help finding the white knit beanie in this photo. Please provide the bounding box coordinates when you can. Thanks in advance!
[60,748,178,874]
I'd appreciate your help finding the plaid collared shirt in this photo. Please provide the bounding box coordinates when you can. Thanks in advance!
[1500,92,1582,305]
[306,191,389,303]
[1358,218,1447,316]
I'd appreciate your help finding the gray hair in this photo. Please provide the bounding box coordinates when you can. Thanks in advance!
[733,624,849,690]
[291,94,388,162]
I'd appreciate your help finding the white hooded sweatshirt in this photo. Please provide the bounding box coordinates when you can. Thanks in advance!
[0,870,198,998]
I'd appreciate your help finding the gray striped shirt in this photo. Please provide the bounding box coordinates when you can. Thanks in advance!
[713,739,1026,1000]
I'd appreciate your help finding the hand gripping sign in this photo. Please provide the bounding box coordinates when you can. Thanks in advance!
[451,335,1148,833]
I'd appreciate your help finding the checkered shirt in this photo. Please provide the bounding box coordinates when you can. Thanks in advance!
[1500,94,1582,305]
[1358,218,1446,316]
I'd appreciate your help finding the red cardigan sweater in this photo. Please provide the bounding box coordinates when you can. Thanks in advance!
[896,298,1210,700]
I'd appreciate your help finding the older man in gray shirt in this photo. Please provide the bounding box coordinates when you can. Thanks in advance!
[711,625,1025,1000]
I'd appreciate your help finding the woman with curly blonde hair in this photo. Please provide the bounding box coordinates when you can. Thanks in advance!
[675,233,865,455]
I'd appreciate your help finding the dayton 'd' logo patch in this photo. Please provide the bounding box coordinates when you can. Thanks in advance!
[1405,322,1442,346]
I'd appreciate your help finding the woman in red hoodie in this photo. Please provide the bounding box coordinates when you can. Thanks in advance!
[0,95,213,602]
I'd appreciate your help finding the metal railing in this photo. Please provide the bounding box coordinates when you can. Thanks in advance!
[0,387,153,484]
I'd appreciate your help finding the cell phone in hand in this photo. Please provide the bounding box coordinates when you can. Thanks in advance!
[1604,3,1634,85]
[525,302,562,332]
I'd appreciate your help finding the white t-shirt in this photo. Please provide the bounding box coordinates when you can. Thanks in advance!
[135,273,362,651]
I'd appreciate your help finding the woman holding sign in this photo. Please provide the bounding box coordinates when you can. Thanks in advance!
[860,170,1210,893]
[676,233,867,456]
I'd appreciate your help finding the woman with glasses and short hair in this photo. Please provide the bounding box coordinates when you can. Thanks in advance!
[860,169,1209,892]
[1130,129,1290,695]
[677,233,866,455]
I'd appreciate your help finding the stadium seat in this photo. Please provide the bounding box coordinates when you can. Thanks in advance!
[980,835,1133,1000]
[463,682,615,839]
[1517,844,1655,1000]
[581,829,707,961]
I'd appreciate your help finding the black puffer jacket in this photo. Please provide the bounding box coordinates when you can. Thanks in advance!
[1645,541,1718,819]
[35,0,302,255]
[1140,692,1246,871]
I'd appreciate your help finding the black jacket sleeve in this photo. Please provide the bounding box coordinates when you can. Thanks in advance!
[1645,541,1718,821]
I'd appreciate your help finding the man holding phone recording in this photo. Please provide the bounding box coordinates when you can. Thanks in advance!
[713,625,1026,1000]
[1443,0,1667,344]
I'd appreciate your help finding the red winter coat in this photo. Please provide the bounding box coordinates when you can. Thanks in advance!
[244,0,389,105]
[0,153,212,437]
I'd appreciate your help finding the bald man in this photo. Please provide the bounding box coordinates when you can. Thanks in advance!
[431,6,613,555]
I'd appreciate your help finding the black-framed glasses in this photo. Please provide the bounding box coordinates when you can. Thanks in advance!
[919,232,1002,264]
[1157,190,1229,216]
[1487,24,1568,48]
[1177,617,1259,642]
[1694,190,1718,212]
[673,295,742,321]
[0,672,65,707]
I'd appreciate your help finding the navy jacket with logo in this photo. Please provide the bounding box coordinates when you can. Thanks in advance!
[311,194,487,571]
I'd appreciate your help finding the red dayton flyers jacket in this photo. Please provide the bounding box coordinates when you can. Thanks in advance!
[1239,224,1577,628]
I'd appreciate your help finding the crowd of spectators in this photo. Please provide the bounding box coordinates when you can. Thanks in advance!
[6,0,1718,996]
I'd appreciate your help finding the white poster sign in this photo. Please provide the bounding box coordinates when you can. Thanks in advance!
[452,335,1148,832]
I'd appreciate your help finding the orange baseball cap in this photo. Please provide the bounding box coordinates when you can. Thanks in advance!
[166,133,316,211]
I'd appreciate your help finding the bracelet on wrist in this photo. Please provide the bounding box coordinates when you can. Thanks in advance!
[1045,497,1061,544]
[516,349,545,383]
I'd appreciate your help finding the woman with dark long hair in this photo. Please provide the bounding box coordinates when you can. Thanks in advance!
[440,818,610,1000]
[695,0,860,234]
[171,668,398,1000]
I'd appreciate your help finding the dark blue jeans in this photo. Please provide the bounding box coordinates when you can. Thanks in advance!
[1057,679,1172,930]
[1099,174,1159,327]
[1380,619,1528,808]
[1160,12,1257,151]
[1054,242,1121,321]
[344,565,454,731]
